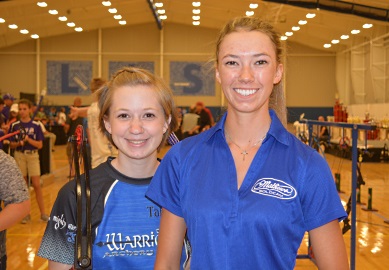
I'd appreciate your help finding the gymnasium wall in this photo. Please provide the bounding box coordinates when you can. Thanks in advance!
[0,22,336,122]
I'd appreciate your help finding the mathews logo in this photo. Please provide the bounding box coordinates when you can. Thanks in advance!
[251,178,297,200]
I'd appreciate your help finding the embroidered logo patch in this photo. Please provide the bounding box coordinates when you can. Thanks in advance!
[251,178,297,200]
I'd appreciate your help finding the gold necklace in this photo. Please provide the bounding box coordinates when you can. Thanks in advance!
[225,131,267,161]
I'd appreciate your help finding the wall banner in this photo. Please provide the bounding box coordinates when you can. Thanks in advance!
[47,61,93,95]
[170,61,215,96]
[109,61,155,77]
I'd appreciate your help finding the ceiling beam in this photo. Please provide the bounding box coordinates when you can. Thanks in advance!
[146,0,162,30]
[263,0,389,22]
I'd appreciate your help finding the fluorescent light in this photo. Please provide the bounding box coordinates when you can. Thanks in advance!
[160,15,167,20]
[285,32,293,37]
[331,39,339,44]
[0,18,5,23]
[280,36,288,41]
[155,2,164,8]
[37,2,47,7]
[306,13,316,19]
[363,23,373,29]
[157,9,165,14]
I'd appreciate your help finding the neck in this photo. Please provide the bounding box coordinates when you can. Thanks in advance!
[112,152,159,178]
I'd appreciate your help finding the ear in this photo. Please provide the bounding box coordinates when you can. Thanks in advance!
[273,63,284,84]
[163,115,171,134]
[215,67,222,84]
[103,116,112,134]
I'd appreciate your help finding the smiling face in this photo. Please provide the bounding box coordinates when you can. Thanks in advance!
[216,30,283,115]
[103,84,169,162]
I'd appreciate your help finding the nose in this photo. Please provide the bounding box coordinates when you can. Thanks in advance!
[238,65,254,83]
[129,118,144,134]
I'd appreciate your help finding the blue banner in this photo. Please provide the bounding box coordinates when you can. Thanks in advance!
[170,61,215,96]
[47,61,93,95]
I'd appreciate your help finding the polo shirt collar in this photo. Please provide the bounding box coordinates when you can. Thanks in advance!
[206,109,289,146]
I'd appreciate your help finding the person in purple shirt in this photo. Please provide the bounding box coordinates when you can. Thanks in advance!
[9,99,49,223]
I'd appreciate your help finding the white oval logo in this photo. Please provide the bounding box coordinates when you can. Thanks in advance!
[251,178,297,200]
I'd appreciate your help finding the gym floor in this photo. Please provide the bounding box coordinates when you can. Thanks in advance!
[5,139,389,269]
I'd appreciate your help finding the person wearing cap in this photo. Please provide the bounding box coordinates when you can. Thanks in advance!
[8,99,49,223]
[1,93,16,123]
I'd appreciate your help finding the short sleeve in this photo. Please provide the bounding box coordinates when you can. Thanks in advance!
[38,181,77,265]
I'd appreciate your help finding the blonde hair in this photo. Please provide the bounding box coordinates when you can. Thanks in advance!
[215,16,287,126]
[96,67,178,151]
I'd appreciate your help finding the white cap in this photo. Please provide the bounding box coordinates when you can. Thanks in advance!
[10,103,18,113]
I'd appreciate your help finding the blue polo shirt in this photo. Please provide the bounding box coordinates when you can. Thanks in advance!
[146,110,346,270]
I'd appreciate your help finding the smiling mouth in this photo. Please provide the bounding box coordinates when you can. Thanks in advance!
[234,88,258,96]
[127,139,147,145]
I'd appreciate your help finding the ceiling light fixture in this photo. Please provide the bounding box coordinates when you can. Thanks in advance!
[193,21,200,26]
[192,2,201,7]
[75,27,83,32]
[160,15,167,20]
[285,32,293,37]
[192,16,200,20]
[298,20,307,25]
[363,23,373,29]
[193,9,200,14]
[323,44,331,48]
[340,35,349,40]
[0,18,5,23]
[306,13,316,19]
[351,29,360,34]
[37,2,47,8]
[280,36,288,41]
[155,3,164,8]
[58,16,67,22]
[102,1,111,7]
[250,4,258,9]
[114,15,122,19]
[67,22,75,27]
[49,10,58,15]
[8,24,18,29]
[20,29,29,34]
[331,39,339,44]
[119,20,126,25]
[108,8,117,14]
[292,26,300,31]
[157,9,165,14]
[246,11,254,16]
[31,34,39,39]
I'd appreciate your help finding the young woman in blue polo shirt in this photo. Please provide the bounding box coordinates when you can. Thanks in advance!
[146,17,349,269]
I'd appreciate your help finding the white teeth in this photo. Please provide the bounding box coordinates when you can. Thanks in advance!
[235,88,257,96]
[129,140,146,144]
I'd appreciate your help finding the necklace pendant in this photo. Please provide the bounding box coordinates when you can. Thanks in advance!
[241,150,248,161]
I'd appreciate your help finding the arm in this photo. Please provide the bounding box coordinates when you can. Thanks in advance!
[154,208,187,270]
[69,106,89,119]
[0,200,30,231]
[309,219,349,270]
[48,260,72,270]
